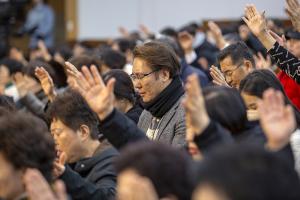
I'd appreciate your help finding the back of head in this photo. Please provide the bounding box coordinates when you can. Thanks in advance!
[203,86,248,134]
[99,48,126,70]
[156,36,185,59]
[102,69,136,104]
[24,59,55,81]
[68,55,102,72]
[160,27,178,39]
[115,142,194,200]
[0,58,23,75]
[0,111,55,182]
[46,89,100,140]
[114,38,136,53]
[218,41,255,68]
[133,41,181,78]
[196,144,300,200]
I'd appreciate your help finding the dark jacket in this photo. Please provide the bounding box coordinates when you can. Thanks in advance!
[125,104,143,124]
[60,147,118,200]
[233,121,266,145]
[99,109,148,150]
[194,121,234,155]
[180,60,209,87]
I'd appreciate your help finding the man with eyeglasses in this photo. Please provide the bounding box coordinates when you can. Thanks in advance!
[217,41,256,89]
[130,41,186,147]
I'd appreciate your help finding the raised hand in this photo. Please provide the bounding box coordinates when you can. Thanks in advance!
[118,26,130,38]
[182,74,210,142]
[24,168,67,200]
[66,62,115,120]
[243,4,276,50]
[258,89,296,151]
[53,151,66,178]
[209,65,230,87]
[13,72,41,98]
[269,30,287,48]
[139,24,152,38]
[242,5,267,37]
[286,0,300,32]
[207,21,227,49]
[35,67,57,102]
[254,52,272,69]
[178,31,194,53]
[38,40,52,61]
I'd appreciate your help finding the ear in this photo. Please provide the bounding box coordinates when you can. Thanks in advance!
[244,60,253,72]
[159,69,171,82]
[78,125,90,141]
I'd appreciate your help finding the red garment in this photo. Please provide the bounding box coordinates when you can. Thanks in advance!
[278,71,300,111]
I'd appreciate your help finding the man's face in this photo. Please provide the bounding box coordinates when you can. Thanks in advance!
[220,56,250,89]
[132,57,169,103]
[50,119,84,163]
[287,39,300,58]
[0,153,24,200]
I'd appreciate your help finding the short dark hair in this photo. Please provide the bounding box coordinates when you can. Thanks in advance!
[114,38,136,53]
[0,58,23,75]
[102,69,136,104]
[99,48,126,70]
[0,111,55,182]
[133,41,181,78]
[156,36,185,59]
[218,41,255,68]
[24,60,55,81]
[203,86,248,135]
[55,44,73,61]
[240,69,300,127]
[160,27,178,39]
[46,89,100,140]
[196,144,300,200]
[68,55,102,72]
[115,142,194,200]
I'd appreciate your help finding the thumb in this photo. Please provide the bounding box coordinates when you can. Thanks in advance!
[59,152,66,165]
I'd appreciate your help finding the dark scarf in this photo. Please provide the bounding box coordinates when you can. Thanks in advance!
[142,76,184,118]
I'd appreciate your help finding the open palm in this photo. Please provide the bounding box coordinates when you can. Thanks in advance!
[66,63,115,120]
[258,89,296,150]
[243,5,267,37]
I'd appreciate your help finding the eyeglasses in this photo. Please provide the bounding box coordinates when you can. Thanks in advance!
[130,69,160,81]
[223,63,243,80]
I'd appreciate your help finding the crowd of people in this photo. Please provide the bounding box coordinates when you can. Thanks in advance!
[1,0,300,199]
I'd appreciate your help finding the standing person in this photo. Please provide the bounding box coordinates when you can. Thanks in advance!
[18,0,54,48]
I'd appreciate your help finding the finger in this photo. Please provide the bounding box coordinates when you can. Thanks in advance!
[65,62,80,76]
[59,152,67,165]
[77,73,90,91]
[90,65,104,86]
[81,66,95,87]
[106,78,116,95]
[54,180,68,200]
[269,30,281,41]
[242,17,250,27]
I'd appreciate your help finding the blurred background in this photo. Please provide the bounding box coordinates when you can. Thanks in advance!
[1,0,290,55]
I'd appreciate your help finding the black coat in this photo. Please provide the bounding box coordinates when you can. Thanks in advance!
[60,147,118,200]
[125,104,143,124]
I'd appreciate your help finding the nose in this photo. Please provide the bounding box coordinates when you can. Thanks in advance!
[133,79,142,90]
